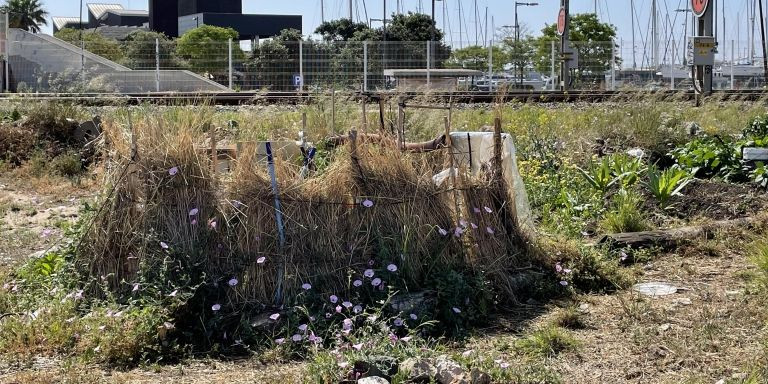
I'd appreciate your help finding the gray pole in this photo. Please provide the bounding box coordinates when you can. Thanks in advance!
[427,41,431,87]
[631,0,637,69]
[515,3,519,86]
[228,38,233,89]
[321,0,325,23]
[488,39,493,91]
[731,39,735,90]
[363,41,368,92]
[560,0,571,90]
[299,40,304,91]
[550,40,556,90]
[760,0,768,82]
[155,38,160,92]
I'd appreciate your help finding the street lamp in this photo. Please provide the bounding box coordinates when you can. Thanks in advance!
[515,2,538,87]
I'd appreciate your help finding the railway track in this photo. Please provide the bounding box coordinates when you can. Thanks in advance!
[0,90,765,105]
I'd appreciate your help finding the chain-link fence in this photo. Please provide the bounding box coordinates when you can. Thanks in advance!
[1,30,766,93]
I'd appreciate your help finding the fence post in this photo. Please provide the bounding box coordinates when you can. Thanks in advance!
[550,40,556,91]
[155,38,160,92]
[228,38,233,89]
[671,39,675,90]
[488,40,493,92]
[4,12,9,92]
[426,41,431,87]
[299,40,304,92]
[363,41,368,92]
[731,40,735,90]
[611,40,616,91]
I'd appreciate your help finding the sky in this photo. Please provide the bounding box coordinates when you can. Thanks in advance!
[37,1,768,65]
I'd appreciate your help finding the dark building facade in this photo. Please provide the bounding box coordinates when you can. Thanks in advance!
[149,0,179,37]
[56,1,301,40]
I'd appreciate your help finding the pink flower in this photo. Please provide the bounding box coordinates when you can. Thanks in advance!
[353,280,363,287]
[301,283,312,290]
[168,290,178,297]
[364,269,375,278]
[275,338,285,344]
[362,199,374,208]
[269,313,280,321]
[560,281,569,286]
[160,241,169,249]
[257,257,266,264]
[132,283,140,292]
[484,206,493,213]
[473,207,481,214]
[228,278,238,287]
[401,336,412,342]
[459,219,468,228]
[388,333,398,342]
[208,219,217,230]
[438,227,448,236]
[353,305,363,314]
[342,318,353,331]
[325,312,332,319]
[330,295,339,303]
[387,264,398,272]
[410,313,418,320]
[211,304,221,311]
[394,318,403,327]
[452,307,461,314]
[336,305,343,313]
[371,278,382,287]
[555,263,563,273]
[342,301,353,308]
[471,223,478,229]
[563,268,572,274]
[486,227,495,235]
[163,322,175,330]
[454,227,464,237]
[620,252,629,261]
[41,228,53,238]
[499,362,510,369]
[352,343,363,350]
[298,324,308,332]
[168,167,179,176]
[292,334,303,342]
[188,208,199,216]
[190,219,198,225]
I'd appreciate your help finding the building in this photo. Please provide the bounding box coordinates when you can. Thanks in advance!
[54,1,301,39]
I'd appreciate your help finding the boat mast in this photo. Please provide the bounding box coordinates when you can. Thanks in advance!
[652,0,659,68]
[631,0,637,69]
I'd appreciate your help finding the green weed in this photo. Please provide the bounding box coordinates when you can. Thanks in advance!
[646,166,692,208]
[515,327,578,358]
[600,190,649,233]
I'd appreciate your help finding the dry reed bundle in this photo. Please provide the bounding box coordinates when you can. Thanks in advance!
[78,109,530,307]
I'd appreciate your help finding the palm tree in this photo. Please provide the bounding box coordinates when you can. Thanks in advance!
[1,0,48,33]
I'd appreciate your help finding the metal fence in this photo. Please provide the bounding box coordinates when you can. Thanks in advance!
[2,34,767,93]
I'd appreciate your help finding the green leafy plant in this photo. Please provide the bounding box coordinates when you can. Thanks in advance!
[646,166,692,208]
[669,135,745,181]
[751,162,768,189]
[600,190,649,233]
[576,157,617,193]
[610,154,645,188]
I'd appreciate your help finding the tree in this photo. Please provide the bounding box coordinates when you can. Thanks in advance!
[446,45,506,72]
[176,25,244,77]
[54,28,123,63]
[120,30,178,70]
[1,0,47,33]
[533,14,619,82]
[247,29,303,91]
[315,19,371,41]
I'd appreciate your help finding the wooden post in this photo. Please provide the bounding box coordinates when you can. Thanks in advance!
[397,99,405,149]
[362,97,368,131]
[331,89,337,134]
[302,112,307,133]
[378,98,386,133]
[209,123,217,182]
[493,117,502,180]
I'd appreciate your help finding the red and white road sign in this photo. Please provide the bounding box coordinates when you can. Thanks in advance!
[691,0,709,18]
[557,7,566,36]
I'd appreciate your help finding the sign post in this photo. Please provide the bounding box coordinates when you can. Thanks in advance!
[691,0,714,97]
[558,1,571,91]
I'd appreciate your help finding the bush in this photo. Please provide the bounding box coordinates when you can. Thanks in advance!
[50,151,84,177]
[515,327,578,358]
[669,134,745,181]
[599,190,649,234]
[0,124,36,165]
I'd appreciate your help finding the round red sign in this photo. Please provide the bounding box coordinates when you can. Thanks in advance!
[557,7,566,36]
[691,0,709,17]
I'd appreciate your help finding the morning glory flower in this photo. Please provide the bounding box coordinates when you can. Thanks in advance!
[302,283,312,290]
[330,295,339,303]
[269,313,280,321]
[371,278,382,287]
[228,278,238,287]
[362,199,374,208]
[364,269,375,278]
[353,280,363,287]
[169,167,179,176]
[387,264,398,272]
[211,304,221,311]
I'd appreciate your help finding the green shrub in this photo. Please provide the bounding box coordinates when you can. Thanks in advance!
[646,166,692,208]
[50,151,84,177]
[669,135,745,181]
[515,327,578,358]
[600,190,649,233]
[576,157,617,193]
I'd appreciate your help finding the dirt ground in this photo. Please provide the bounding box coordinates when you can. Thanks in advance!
[1,176,767,384]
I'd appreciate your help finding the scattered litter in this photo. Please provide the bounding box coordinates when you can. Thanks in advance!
[633,282,678,297]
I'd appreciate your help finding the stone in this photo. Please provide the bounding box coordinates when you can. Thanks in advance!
[400,357,437,383]
[435,355,468,384]
[673,298,692,306]
[470,368,491,384]
[354,356,398,379]
[358,377,389,384]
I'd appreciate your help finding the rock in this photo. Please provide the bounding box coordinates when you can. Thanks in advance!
[469,368,491,384]
[658,323,671,332]
[358,377,389,384]
[354,356,398,379]
[400,357,437,382]
[435,355,468,384]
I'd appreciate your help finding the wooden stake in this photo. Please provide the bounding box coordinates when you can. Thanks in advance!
[378,98,386,133]
[331,89,337,134]
[492,117,503,183]
[397,100,405,150]
[209,123,217,183]
[362,98,368,131]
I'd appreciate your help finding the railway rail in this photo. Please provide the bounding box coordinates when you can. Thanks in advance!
[0,90,766,105]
